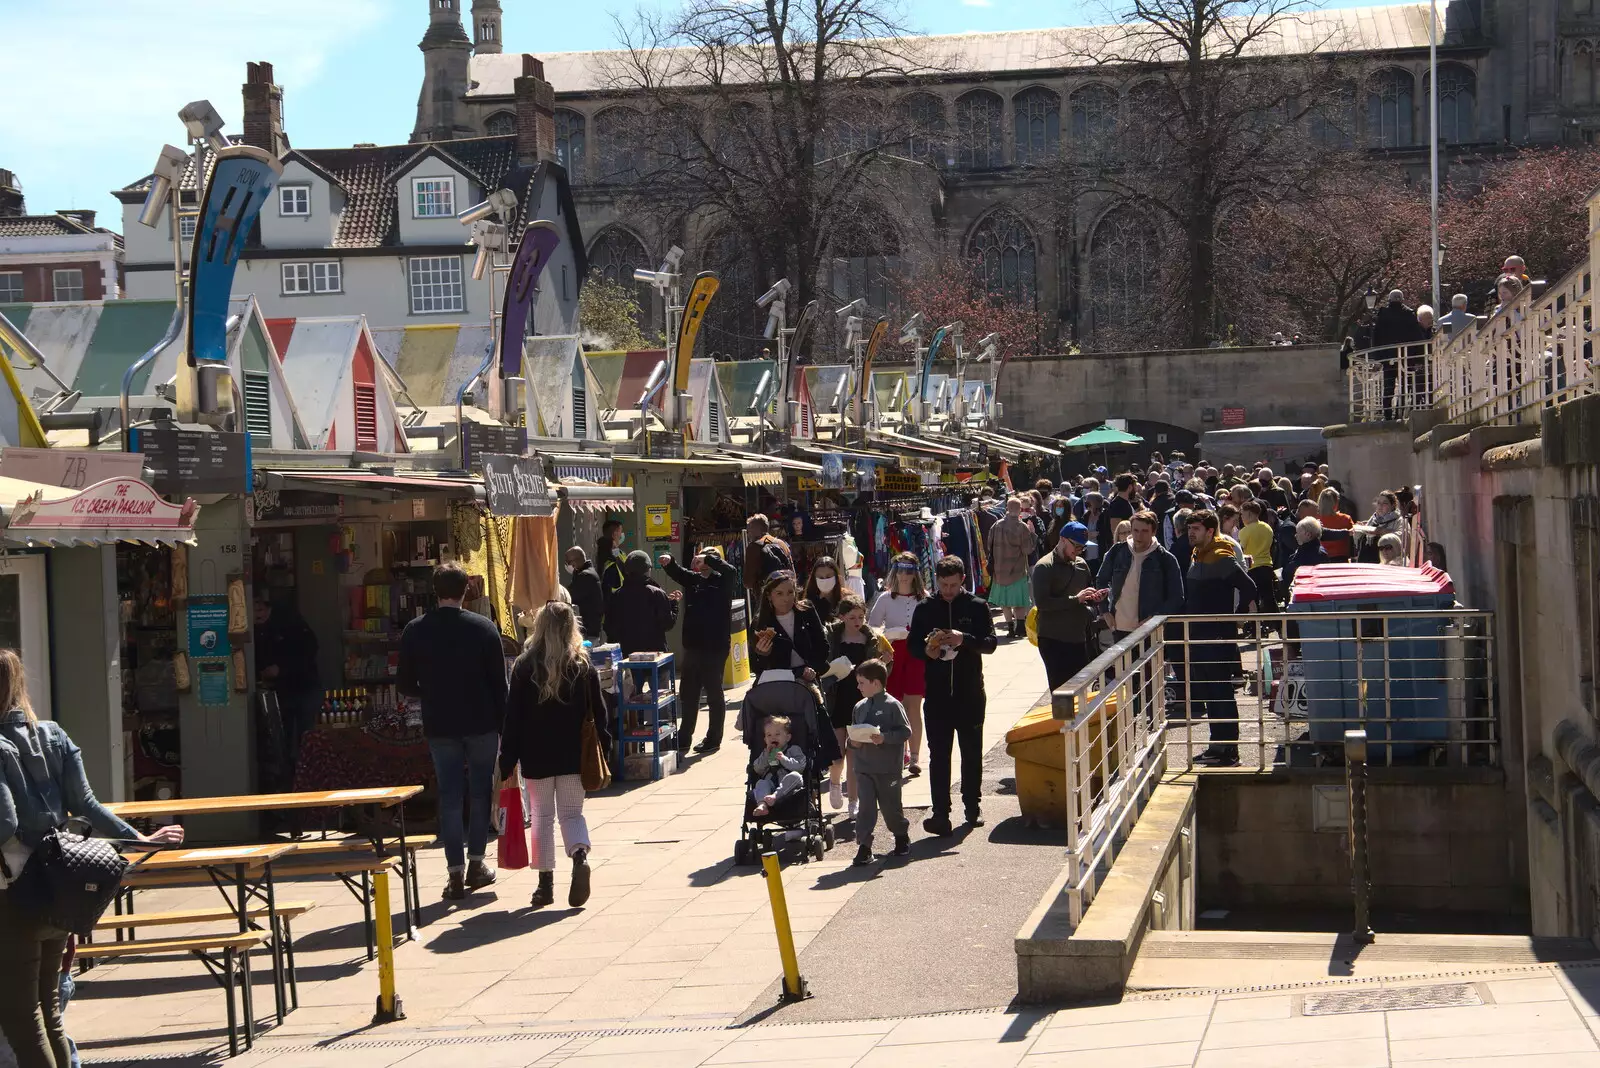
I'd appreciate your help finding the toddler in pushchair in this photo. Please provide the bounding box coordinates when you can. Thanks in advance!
[732,678,839,864]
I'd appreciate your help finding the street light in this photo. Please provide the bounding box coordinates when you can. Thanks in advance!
[1365,286,1379,311]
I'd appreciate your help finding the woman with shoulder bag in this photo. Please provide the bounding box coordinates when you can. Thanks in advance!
[500,603,611,911]
[0,649,182,1068]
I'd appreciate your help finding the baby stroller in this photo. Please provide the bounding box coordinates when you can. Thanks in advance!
[732,678,839,864]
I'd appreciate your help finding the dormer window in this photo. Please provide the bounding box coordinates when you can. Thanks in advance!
[279,185,310,217]
[412,177,455,218]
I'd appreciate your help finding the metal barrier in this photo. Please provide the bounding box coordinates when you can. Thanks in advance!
[1161,608,1497,770]
[1347,342,1435,423]
[1053,617,1171,929]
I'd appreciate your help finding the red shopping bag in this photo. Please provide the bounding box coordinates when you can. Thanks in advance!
[496,783,529,870]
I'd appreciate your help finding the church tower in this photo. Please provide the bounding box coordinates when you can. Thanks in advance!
[472,0,503,55]
[411,0,474,143]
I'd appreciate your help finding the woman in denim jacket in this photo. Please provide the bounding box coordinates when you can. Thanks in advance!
[0,649,181,1068]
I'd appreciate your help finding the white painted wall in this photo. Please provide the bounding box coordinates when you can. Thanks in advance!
[395,159,476,247]
[260,159,337,250]
[233,253,490,331]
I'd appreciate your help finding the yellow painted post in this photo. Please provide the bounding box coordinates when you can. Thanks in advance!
[761,851,810,1002]
[370,869,405,1024]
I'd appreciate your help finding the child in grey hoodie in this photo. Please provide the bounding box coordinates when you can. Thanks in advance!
[848,659,912,865]
[750,716,807,817]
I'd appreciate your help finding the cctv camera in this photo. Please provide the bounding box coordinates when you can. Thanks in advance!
[179,100,229,153]
[137,145,190,229]
[836,298,865,318]
[458,187,518,225]
[757,279,790,309]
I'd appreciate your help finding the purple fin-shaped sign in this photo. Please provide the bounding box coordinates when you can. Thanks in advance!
[499,220,563,378]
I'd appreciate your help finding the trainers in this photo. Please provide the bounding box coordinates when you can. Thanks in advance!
[893,834,911,856]
[464,859,497,891]
[441,870,466,900]
[829,781,844,810]
[965,808,985,828]
[847,799,859,820]
[1195,748,1241,768]
[852,845,874,867]
[569,849,592,908]
[922,815,953,836]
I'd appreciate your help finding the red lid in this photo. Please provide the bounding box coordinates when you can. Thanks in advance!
[1289,563,1454,601]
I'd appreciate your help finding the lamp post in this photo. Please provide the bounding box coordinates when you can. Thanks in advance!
[1429,0,1441,315]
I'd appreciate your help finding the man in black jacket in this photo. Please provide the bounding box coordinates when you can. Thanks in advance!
[397,563,508,899]
[597,520,627,600]
[253,594,322,788]
[564,547,606,640]
[910,555,998,834]
[659,545,738,754]
[1371,289,1417,419]
[1180,511,1259,768]
[605,551,681,656]
[1097,473,1138,553]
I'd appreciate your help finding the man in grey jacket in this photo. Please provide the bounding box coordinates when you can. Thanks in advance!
[1031,521,1102,691]
[848,659,913,865]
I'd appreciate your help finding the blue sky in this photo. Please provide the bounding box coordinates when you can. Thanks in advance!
[1,0,1407,234]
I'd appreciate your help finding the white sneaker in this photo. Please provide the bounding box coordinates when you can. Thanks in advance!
[848,799,859,819]
[829,782,844,810]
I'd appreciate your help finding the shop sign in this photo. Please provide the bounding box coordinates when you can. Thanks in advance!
[879,471,921,494]
[128,428,251,496]
[1221,407,1247,428]
[797,476,823,492]
[482,454,555,517]
[644,504,673,539]
[820,452,845,489]
[196,659,231,707]
[641,430,685,459]
[459,422,528,470]
[9,477,197,531]
[252,489,343,523]
[1,447,144,489]
[187,597,231,658]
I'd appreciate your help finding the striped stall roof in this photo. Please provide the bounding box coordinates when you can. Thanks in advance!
[369,323,494,409]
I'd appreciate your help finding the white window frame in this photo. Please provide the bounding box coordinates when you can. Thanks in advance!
[281,262,312,295]
[411,177,455,219]
[279,185,311,217]
[312,261,342,294]
[0,272,22,303]
[179,215,197,241]
[408,256,464,314]
[51,269,83,302]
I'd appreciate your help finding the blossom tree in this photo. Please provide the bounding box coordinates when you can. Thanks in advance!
[887,260,1049,369]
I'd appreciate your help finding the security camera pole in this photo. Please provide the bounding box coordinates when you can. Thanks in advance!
[634,246,685,428]
[900,313,925,426]
[975,333,1000,429]
[756,279,790,430]
[457,187,519,420]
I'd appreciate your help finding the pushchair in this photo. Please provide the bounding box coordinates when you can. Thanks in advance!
[732,678,839,864]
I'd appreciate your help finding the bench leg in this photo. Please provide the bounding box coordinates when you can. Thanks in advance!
[223,947,239,1058]
[397,803,420,935]
[283,916,299,1011]
[240,945,256,1051]
[362,869,375,962]
[265,875,285,1025]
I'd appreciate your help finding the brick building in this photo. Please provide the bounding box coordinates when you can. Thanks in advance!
[0,168,122,304]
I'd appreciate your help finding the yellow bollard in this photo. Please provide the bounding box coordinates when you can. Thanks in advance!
[370,869,405,1023]
[761,851,810,1002]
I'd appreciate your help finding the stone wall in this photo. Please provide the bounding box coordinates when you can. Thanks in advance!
[1325,422,1420,510]
[995,345,1346,440]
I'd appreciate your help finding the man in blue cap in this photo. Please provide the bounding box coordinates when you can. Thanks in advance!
[1030,521,1103,690]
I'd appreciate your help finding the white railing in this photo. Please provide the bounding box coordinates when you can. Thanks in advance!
[1430,266,1595,426]
[1347,342,1434,423]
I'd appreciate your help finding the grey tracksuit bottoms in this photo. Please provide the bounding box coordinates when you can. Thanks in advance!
[856,770,908,847]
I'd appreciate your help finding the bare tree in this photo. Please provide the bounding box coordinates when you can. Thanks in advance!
[603,0,939,356]
[1044,0,1358,349]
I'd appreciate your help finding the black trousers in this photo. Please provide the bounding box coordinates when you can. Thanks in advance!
[1037,636,1090,693]
[677,645,729,750]
[925,693,985,818]
[1189,653,1239,750]
[0,893,70,1068]
[1249,565,1279,614]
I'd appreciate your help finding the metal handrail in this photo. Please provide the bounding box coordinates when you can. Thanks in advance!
[1344,341,1435,423]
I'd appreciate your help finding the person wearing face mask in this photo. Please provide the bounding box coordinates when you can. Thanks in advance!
[563,547,606,641]
[659,545,739,754]
[803,557,844,625]
[596,520,628,601]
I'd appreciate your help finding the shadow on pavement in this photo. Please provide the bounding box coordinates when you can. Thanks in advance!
[424,906,580,953]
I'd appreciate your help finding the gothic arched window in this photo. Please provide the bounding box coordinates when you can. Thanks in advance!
[1088,205,1161,344]
[1366,68,1415,148]
[1013,87,1061,164]
[697,230,764,355]
[967,210,1037,306]
[896,92,947,166]
[595,106,644,182]
[1309,81,1357,149]
[831,211,902,313]
[484,111,516,137]
[1424,64,1477,144]
[555,109,586,177]
[1070,85,1118,144]
[587,228,658,335]
[954,90,1004,170]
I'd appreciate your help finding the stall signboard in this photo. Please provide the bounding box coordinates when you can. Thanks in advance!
[252,488,343,522]
[8,477,197,532]
[459,422,528,471]
[644,504,673,540]
[128,429,251,496]
[641,430,686,459]
[797,476,823,492]
[187,597,232,658]
[878,471,921,494]
[1,448,144,489]
[482,454,555,517]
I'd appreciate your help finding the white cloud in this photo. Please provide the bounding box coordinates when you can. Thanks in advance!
[0,0,384,222]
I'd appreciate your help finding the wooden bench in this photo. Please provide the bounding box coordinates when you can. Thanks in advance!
[270,856,400,961]
[76,932,266,1057]
[276,835,429,926]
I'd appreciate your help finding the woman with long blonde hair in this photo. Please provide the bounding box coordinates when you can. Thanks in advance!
[500,603,611,910]
[0,649,182,1066]
[867,553,927,776]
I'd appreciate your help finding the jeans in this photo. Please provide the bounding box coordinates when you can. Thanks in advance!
[427,732,500,871]
[677,645,729,750]
[1037,636,1090,693]
[925,695,985,819]
[527,774,590,872]
[0,892,70,1068]
[1188,653,1239,751]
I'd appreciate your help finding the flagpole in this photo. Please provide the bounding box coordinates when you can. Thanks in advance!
[1429,0,1441,314]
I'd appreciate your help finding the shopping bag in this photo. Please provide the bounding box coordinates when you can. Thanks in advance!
[496,783,529,870]
[1025,606,1039,647]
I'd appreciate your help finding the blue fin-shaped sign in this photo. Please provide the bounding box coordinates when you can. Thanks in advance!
[188,146,283,365]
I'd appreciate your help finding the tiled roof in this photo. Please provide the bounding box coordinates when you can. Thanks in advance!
[119,136,245,194]
[469,3,1443,97]
[0,214,100,238]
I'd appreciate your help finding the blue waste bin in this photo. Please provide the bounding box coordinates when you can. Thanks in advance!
[1286,563,1455,756]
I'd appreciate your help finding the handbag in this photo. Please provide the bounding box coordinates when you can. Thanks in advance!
[579,672,612,792]
[7,821,132,937]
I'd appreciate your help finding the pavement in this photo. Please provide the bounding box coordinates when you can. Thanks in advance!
[64,633,1600,1068]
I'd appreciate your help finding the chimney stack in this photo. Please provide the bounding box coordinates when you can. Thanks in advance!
[242,61,288,157]
[0,170,22,218]
[58,209,97,230]
[513,55,556,165]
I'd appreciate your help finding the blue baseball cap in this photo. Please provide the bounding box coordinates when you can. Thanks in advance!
[1059,521,1090,546]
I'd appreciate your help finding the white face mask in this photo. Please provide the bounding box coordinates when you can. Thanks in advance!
[564,564,575,575]
[815,576,837,594]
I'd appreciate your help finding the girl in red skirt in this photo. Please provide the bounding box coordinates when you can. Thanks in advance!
[867,552,926,776]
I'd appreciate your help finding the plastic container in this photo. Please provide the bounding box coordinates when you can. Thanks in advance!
[1287,563,1455,753]
[1005,694,1120,828]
